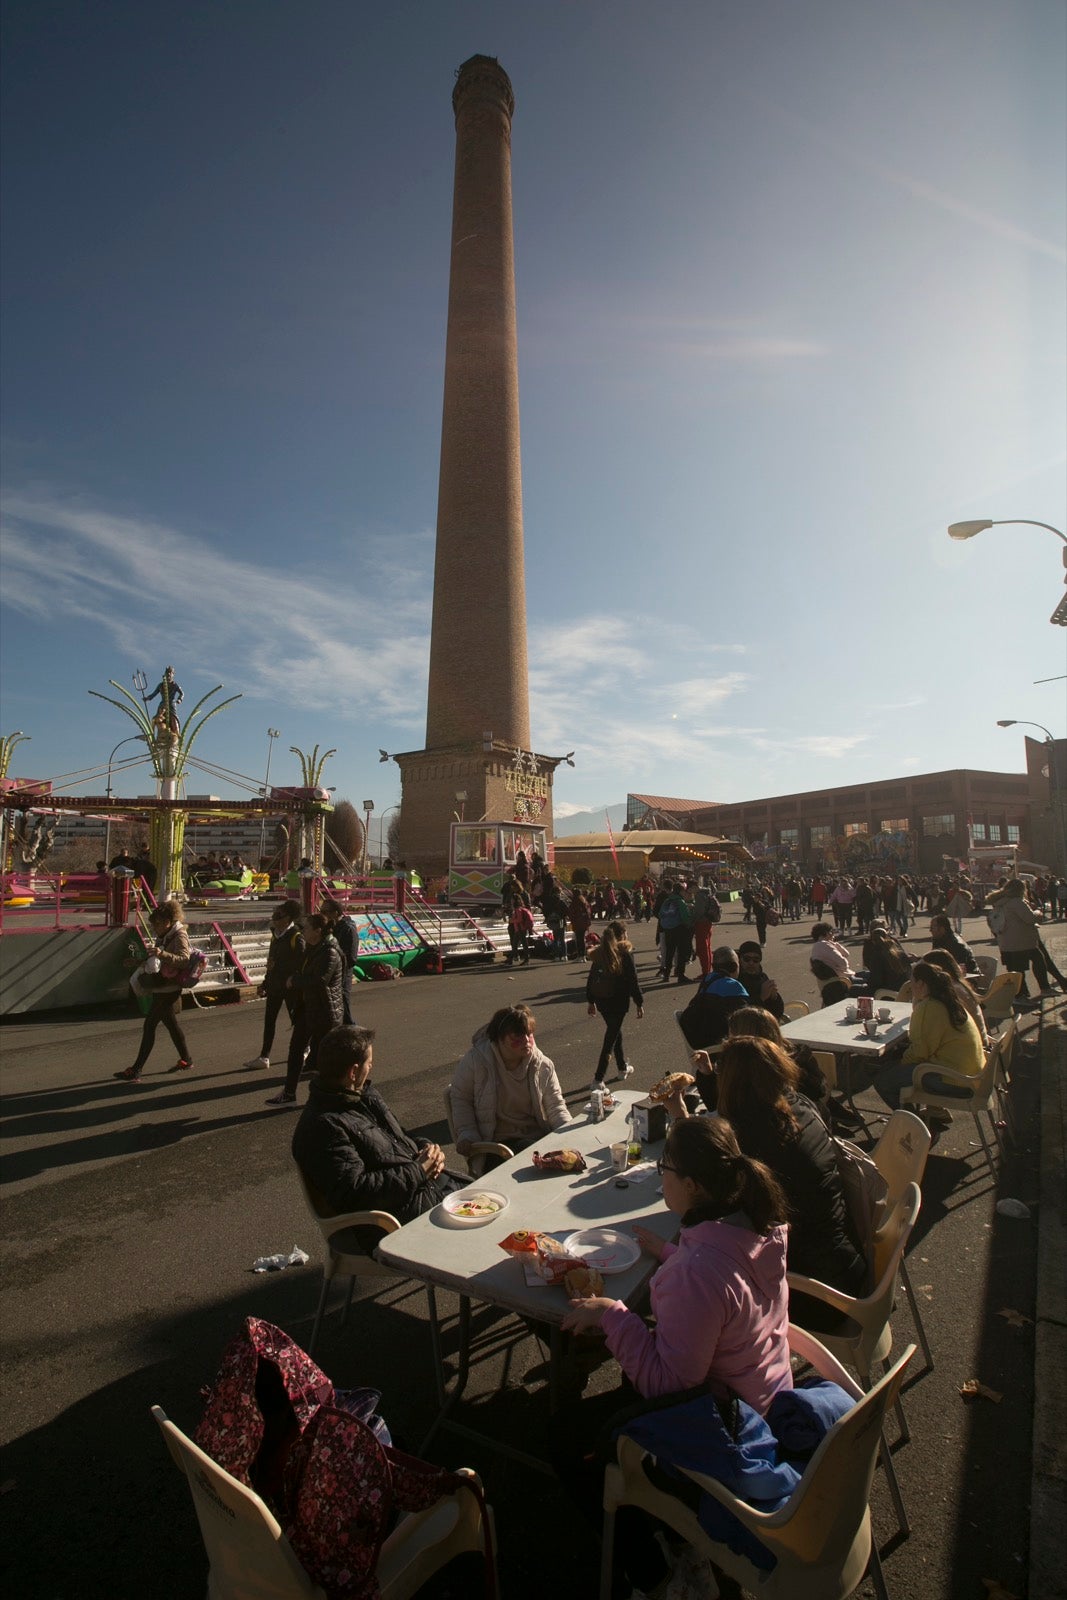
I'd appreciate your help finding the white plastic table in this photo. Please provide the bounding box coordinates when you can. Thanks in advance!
[779,998,912,1057]
[377,1090,675,1464]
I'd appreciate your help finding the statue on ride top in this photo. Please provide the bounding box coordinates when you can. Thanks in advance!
[146,666,184,737]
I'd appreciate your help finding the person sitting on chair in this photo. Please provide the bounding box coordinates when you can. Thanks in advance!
[678,946,749,1049]
[292,1026,465,1247]
[736,940,786,1020]
[450,1004,571,1160]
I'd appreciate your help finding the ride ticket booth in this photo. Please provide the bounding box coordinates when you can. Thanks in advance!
[448,821,549,906]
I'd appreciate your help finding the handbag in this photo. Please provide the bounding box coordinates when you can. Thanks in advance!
[197,1317,495,1600]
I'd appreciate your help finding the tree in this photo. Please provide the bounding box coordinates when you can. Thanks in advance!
[387,811,402,861]
[325,799,364,870]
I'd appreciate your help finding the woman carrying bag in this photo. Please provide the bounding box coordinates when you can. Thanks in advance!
[586,919,643,1089]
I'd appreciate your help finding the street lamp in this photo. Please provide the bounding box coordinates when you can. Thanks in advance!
[948,519,1067,625]
[996,719,1066,873]
[258,728,281,866]
[104,735,149,865]
[361,800,374,876]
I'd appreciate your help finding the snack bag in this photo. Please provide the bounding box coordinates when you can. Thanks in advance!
[533,1238,580,1284]
[531,1149,587,1173]
[499,1229,560,1258]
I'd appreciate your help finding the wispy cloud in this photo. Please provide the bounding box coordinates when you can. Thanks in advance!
[0,491,433,722]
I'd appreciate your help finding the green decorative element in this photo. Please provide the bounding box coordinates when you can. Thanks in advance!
[0,730,30,782]
[289,744,337,788]
[89,675,240,896]
[88,679,242,788]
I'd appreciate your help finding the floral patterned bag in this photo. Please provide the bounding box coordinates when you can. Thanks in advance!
[195,1317,493,1599]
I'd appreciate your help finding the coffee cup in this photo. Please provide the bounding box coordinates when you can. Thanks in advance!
[845,1002,858,1021]
[610,1140,628,1173]
[864,1018,878,1038]
[877,1006,892,1022]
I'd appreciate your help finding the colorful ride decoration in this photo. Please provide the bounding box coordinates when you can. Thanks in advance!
[287,744,336,871]
[89,671,241,900]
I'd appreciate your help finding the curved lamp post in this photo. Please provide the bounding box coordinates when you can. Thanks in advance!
[104,734,150,865]
[949,520,1067,625]
[996,718,1066,872]
[258,728,281,866]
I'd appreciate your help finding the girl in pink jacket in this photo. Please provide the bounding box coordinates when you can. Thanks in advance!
[554,1117,792,1597]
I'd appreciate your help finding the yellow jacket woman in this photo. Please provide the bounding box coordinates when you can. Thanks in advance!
[873,960,984,1117]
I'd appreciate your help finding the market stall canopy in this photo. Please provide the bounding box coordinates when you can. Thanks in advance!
[554,830,753,861]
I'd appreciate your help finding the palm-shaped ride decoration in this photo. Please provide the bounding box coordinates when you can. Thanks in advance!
[289,744,336,869]
[89,677,241,897]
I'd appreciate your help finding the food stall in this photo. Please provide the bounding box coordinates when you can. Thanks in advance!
[448,821,549,906]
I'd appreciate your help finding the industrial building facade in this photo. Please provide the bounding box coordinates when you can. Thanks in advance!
[628,738,1066,875]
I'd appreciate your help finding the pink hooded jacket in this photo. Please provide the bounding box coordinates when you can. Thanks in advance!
[600,1216,793,1414]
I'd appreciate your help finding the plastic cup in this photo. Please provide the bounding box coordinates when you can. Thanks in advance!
[864,1018,878,1038]
[610,1140,628,1173]
[877,1006,892,1022]
[845,1003,858,1021]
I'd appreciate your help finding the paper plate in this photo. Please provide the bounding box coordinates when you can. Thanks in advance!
[438,1191,510,1228]
[562,1226,641,1275]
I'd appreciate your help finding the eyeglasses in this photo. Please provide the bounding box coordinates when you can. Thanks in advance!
[656,1158,680,1176]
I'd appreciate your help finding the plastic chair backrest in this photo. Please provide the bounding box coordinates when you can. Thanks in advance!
[870,1182,920,1295]
[294,1164,399,1259]
[975,954,998,987]
[812,1050,838,1093]
[981,971,1023,1020]
[748,1345,915,1568]
[152,1406,322,1599]
[872,1111,931,1210]
[783,1000,810,1020]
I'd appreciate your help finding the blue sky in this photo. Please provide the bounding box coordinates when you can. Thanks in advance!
[2,0,1064,831]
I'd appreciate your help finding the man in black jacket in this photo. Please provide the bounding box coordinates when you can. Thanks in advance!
[292,1026,465,1248]
[736,940,786,1021]
[322,899,360,1024]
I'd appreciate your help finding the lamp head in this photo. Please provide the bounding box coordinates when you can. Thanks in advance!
[948,520,993,540]
[996,720,1017,728]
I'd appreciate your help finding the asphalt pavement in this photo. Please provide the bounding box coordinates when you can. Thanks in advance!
[1,904,1064,1598]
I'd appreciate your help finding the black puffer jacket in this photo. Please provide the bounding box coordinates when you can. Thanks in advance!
[290,936,343,1034]
[292,1081,451,1221]
[730,1093,867,1300]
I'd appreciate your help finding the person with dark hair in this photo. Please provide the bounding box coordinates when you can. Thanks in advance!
[552,1116,792,1599]
[927,914,979,975]
[702,1037,867,1332]
[586,920,642,1088]
[871,959,985,1115]
[321,899,360,1024]
[656,878,694,982]
[678,946,749,1048]
[114,900,195,1081]
[266,913,343,1107]
[292,1026,465,1247]
[736,941,785,1020]
[915,949,990,1046]
[245,900,305,1070]
[691,1004,830,1115]
[449,1004,571,1158]
[862,924,912,994]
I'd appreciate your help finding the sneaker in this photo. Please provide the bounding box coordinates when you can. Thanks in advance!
[167,1059,193,1073]
[265,1091,297,1108]
[244,1055,270,1070]
[114,1067,146,1082]
[617,1062,635,1080]
[589,1077,607,1091]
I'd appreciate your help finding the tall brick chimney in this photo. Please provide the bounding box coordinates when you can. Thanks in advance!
[395,58,556,879]
[425,55,530,751]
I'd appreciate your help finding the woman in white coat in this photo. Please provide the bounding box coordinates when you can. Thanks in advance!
[450,1003,572,1160]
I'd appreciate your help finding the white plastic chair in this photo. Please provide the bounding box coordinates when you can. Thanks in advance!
[980,970,1023,1025]
[600,1326,916,1600]
[899,1037,1006,1178]
[872,1112,934,1369]
[295,1163,402,1354]
[443,1084,513,1176]
[152,1405,494,1600]
[974,954,998,991]
[787,1183,921,1539]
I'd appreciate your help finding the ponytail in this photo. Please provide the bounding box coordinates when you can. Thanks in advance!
[665,1115,788,1235]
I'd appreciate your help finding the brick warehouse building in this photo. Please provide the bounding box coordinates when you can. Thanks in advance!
[628,739,1067,875]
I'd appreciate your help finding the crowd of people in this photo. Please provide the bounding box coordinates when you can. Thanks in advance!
[108,865,1064,1599]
